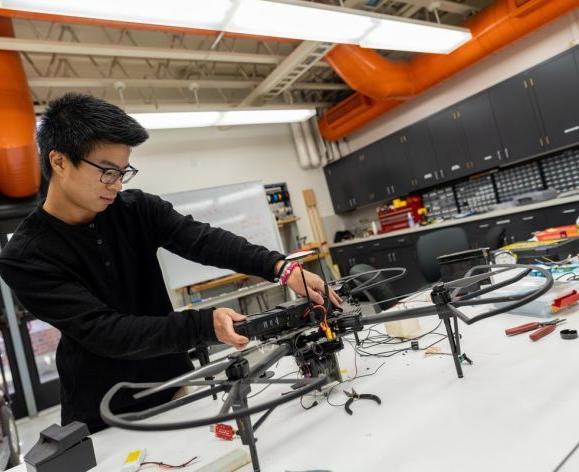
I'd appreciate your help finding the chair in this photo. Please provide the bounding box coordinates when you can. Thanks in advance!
[485,225,506,250]
[416,227,469,283]
[349,263,398,311]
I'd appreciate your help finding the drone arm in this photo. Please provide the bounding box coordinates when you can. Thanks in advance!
[358,304,439,326]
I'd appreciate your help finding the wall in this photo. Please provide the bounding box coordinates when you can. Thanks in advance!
[124,122,334,247]
[346,10,579,152]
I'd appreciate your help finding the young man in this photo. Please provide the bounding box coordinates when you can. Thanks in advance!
[0,93,341,433]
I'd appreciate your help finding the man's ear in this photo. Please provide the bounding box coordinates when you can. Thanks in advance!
[48,151,66,176]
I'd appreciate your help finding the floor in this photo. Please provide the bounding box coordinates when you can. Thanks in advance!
[15,406,61,456]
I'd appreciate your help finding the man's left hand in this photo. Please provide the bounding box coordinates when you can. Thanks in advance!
[277,262,342,307]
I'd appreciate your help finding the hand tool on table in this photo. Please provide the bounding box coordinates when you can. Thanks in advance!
[343,388,381,415]
[505,318,565,341]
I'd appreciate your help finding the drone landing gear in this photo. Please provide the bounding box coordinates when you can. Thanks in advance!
[224,358,263,472]
[432,284,473,379]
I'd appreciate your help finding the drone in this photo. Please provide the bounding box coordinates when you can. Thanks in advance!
[100,250,553,472]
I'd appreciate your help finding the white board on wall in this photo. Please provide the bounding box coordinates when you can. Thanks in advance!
[157,181,283,290]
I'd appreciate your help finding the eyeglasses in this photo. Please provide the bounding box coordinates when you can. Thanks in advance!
[80,158,139,184]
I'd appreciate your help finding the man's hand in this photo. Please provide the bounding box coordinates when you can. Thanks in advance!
[276,261,342,307]
[213,307,249,349]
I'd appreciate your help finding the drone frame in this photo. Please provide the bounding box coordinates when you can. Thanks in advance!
[100,259,553,472]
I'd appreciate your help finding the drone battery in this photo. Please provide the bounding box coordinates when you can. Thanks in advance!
[437,248,490,291]
[234,299,310,340]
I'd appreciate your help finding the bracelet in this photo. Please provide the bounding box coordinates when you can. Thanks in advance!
[274,259,290,282]
[279,262,299,285]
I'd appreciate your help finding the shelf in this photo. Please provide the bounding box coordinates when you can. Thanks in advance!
[277,216,299,227]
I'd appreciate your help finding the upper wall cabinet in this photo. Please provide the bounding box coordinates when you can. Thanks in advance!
[380,134,410,198]
[488,74,545,164]
[324,156,357,213]
[456,92,504,172]
[529,50,579,150]
[398,122,441,189]
[427,108,470,180]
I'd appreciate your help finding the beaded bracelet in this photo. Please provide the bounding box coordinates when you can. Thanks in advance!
[279,261,299,285]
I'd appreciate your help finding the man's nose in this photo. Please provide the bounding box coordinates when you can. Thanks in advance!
[110,178,123,192]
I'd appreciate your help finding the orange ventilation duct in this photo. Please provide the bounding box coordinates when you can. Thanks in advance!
[0,17,39,198]
[320,0,579,141]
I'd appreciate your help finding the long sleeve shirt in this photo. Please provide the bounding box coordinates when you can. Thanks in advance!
[0,189,284,432]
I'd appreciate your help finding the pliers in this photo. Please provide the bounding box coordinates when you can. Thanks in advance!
[343,388,381,415]
[505,318,566,341]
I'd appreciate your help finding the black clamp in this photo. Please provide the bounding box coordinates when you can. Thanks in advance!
[343,388,381,415]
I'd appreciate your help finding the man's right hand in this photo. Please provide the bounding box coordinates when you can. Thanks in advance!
[213,307,249,350]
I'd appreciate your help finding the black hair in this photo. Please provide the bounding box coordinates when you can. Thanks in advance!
[37,93,149,179]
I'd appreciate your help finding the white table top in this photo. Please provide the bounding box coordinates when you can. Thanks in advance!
[11,281,579,472]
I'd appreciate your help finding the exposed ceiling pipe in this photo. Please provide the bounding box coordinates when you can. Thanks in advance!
[300,119,321,168]
[290,122,312,169]
[0,17,39,198]
[319,0,579,141]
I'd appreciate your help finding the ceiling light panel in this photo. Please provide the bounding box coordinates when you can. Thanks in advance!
[4,0,472,54]
[129,109,316,130]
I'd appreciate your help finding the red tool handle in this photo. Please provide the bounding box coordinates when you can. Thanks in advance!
[530,324,556,341]
[505,322,540,336]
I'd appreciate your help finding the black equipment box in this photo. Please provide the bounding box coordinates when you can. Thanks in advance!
[437,248,491,288]
[25,422,96,472]
[504,237,579,264]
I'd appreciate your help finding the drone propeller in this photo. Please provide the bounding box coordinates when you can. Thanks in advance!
[443,266,512,290]
[133,355,237,400]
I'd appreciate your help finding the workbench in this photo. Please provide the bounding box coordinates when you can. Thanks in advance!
[9,279,579,472]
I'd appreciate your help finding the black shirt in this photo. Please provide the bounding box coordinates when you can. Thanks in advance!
[0,189,283,432]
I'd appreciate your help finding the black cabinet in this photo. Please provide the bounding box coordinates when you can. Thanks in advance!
[489,74,545,164]
[379,135,410,198]
[427,108,469,181]
[456,92,504,172]
[529,51,579,150]
[542,202,578,227]
[399,122,441,189]
[324,158,356,213]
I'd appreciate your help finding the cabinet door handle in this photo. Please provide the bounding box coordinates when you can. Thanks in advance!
[523,79,528,88]
[434,170,439,179]
[391,185,395,194]
[545,135,550,146]
[392,252,397,262]
[479,224,489,228]
[451,164,460,171]
[522,216,534,221]
[564,125,579,134]
[504,147,510,159]
[359,154,365,161]
[397,238,406,243]
[539,137,544,147]
[529,77,535,87]
[563,209,576,214]
[386,253,392,262]
[373,242,381,247]
[424,173,433,180]
[486,154,494,161]
[496,219,511,225]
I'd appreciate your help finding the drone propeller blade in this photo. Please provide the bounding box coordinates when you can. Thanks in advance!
[444,267,511,289]
[133,357,234,400]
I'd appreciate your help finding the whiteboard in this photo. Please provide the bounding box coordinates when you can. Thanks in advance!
[157,181,283,290]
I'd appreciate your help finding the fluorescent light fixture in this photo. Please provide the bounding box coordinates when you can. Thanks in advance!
[131,111,221,129]
[130,108,316,130]
[360,19,472,54]
[4,0,472,54]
